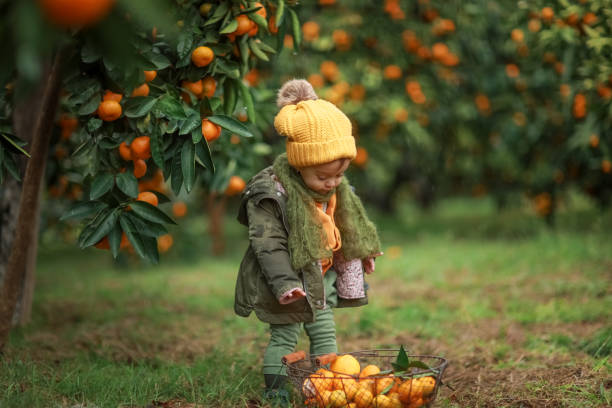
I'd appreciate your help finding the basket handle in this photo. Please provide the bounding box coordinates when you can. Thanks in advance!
[315,352,337,366]
[282,350,306,365]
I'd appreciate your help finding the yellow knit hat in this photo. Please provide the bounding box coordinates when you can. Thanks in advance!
[274,79,356,168]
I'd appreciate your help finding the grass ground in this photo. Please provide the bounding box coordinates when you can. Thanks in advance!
[1,194,611,407]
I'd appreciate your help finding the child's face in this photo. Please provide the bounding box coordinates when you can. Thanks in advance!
[298,159,350,195]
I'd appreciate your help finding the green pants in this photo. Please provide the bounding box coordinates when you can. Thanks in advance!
[263,270,338,375]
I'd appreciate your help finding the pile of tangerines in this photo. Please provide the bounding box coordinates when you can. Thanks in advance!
[302,354,436,408]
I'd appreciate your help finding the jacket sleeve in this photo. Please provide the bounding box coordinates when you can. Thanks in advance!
[246,198,303,299]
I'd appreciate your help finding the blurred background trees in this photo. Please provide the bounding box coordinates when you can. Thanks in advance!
[263,0,612,221]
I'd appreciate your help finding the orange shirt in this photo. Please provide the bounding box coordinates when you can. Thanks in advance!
[314,193,342,274]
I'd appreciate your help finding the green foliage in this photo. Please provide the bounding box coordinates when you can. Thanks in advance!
[1,0,299,262]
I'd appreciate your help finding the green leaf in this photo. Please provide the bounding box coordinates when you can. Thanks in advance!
[288,8,301,50]
[142,50,171,70]
[129,201,177,226]
[72,140,93,159]
[275,0,285,27]
[204,2,229,27]
[90,173,114,200]
[208,115,253,138]
[239,36,250,76]
[275,13,287,52]
[392,345,410,372]
[151,191,170,204]
[171,149,183,195]
[2,134,30,157]
[150,129,165,170]
[119,214,159,264]
[249,13,268,32]
[78,95,101,116]
[81,40,101,63]
[195,139,215,172]
[256,40,276,54]
[191,127,203,144]
[155,95,187,120]
[380,382,394,395]
[60,201,108,221]
[181,139,196,193]
[3,152,20,181]
[177,31,194,59]
[180,112,201,135]
[125,212,169,237]
[216,58,240,79]
[108,224,122,259]
[223,79,238,115]
[248,39,269,62]
[219,19,238,34]
[238,81,256,125]
[124,97,157,118]
[77,208,108,248]
[115,172,139,198]
[80,208,120,248]
[86,118,103,133]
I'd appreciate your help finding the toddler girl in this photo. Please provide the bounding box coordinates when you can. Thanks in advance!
[234,79,382,403]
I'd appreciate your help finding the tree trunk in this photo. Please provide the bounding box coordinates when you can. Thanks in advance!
[8,67,49,326]
[207,193,227,256]
[0,51,64,351]
[0,179,22,324]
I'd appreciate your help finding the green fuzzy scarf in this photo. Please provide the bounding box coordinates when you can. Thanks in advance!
[272,153,381,271]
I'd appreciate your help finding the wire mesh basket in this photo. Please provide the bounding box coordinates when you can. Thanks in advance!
[282,349,448,408]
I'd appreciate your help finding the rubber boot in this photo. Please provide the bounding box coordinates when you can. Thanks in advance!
[263,374,290,406]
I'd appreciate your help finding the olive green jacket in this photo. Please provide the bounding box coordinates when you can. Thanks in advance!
[234,166,368,324]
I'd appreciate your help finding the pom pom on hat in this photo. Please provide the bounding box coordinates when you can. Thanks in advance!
[276,79,318,108]
[274,79,356,167]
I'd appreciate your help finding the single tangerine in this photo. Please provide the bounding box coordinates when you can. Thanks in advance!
[137,191,158,206]
[118,142,132,161]
[98,100,122,121]
[232,14,254,36]
[225,176,246,196]
[268,16,278,34]
[330,354,360,376]
[202,77,217,98]
[143,70,157,82]
[103,90,123,102]
[253,2,266,18]
[359,364,381,379]
[172,201,188,218]
[38,0,115,27]
[130,136,151,160]
[383,65,402,80]
[131,83,149,97]
[181,79,203,103]
[201,119,221,142]
[320,60,339,82]
[133,159,147,179]
[157,234,174,253]
[353,147,368,168]
[191,46,214,67]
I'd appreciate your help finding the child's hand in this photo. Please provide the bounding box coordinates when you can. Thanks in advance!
[279,288,306,304]
[362,252,384,274]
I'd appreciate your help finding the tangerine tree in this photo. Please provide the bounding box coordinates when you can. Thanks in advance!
[0,0,303,349]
